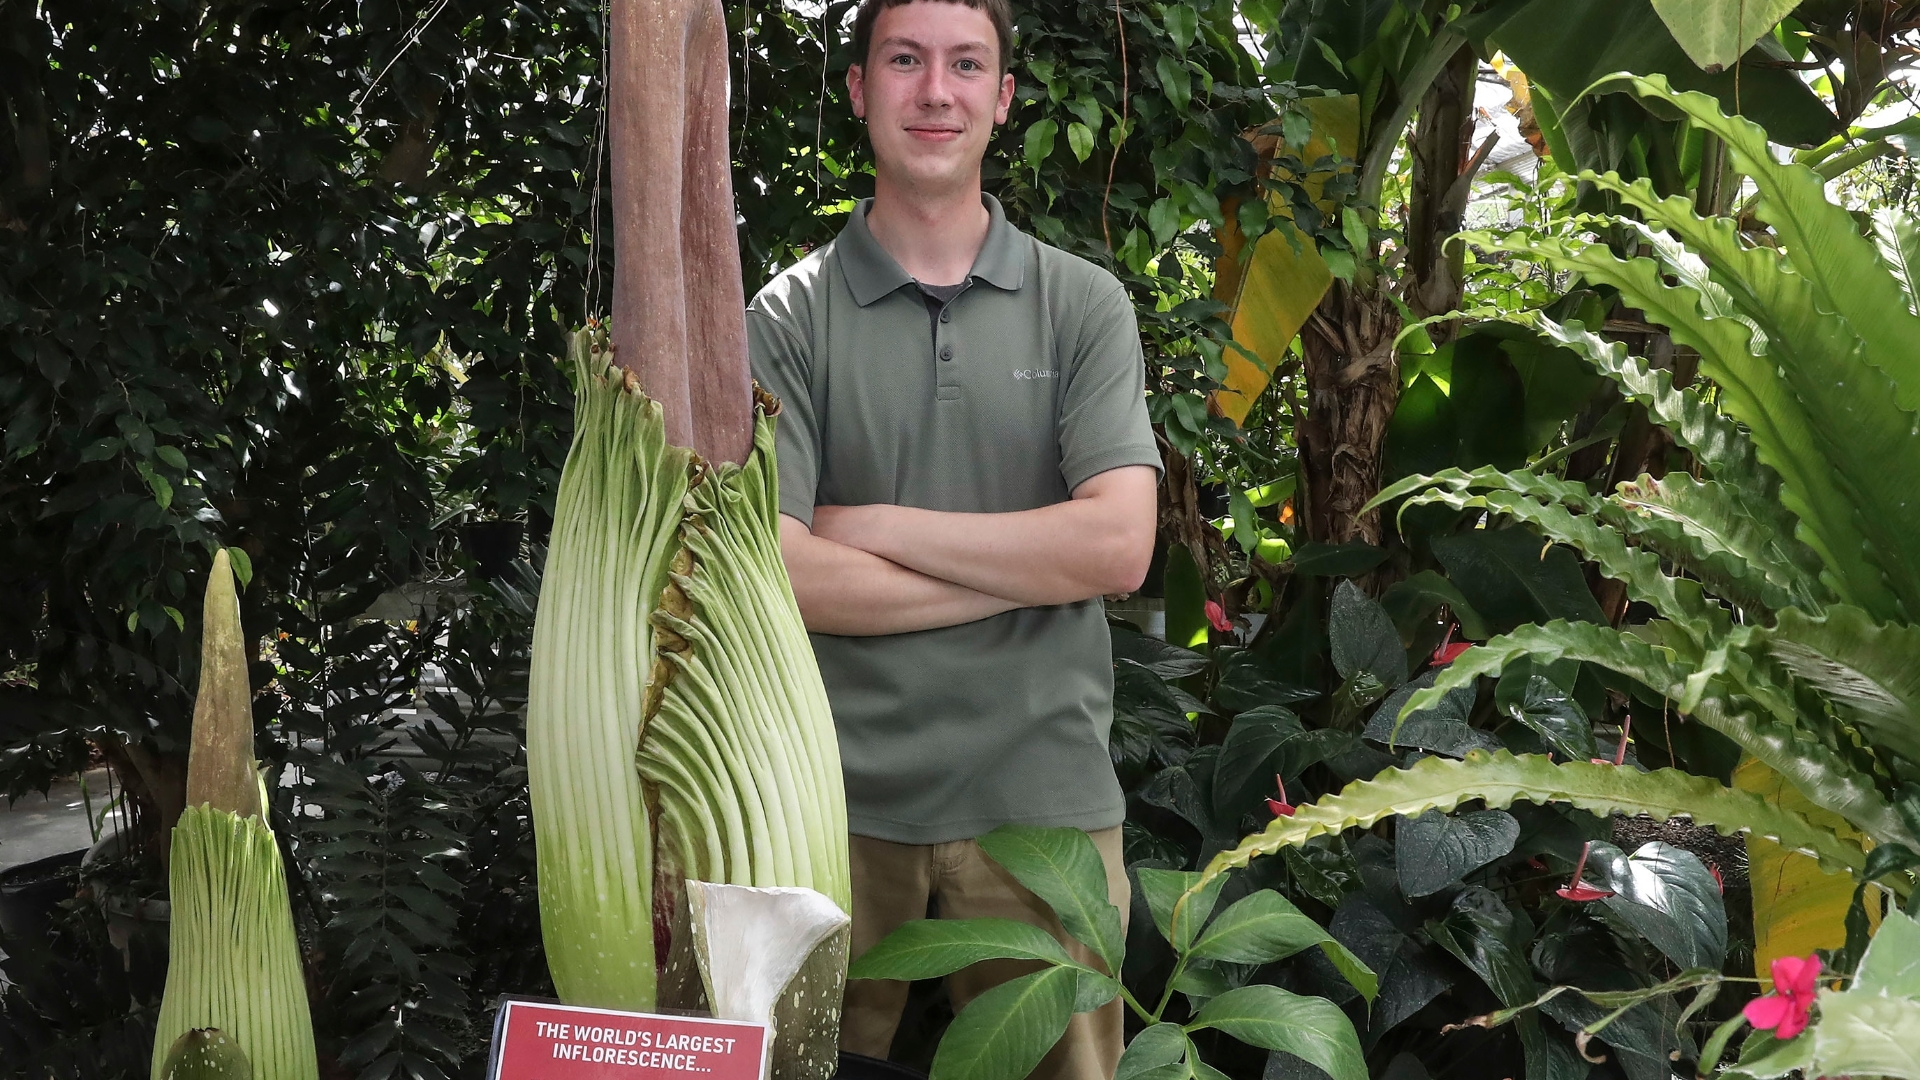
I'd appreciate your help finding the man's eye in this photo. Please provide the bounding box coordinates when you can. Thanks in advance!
[957,59,980,71]
[891,53,916,66]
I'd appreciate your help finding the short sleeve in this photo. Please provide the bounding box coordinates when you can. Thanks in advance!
[1057,283,1162,491]
[747,308,821,527]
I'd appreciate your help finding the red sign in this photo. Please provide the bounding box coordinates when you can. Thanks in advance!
[488,999,769,1080]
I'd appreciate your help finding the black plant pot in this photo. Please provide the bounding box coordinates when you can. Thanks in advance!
[0,848,84,944]
[461,520,526,582]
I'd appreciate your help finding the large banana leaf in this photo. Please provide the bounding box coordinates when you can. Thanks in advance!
[1464,0,1836,147]
[1736,756,1876,989]
[1648,0,1799,73]
[1212,94,1358,424]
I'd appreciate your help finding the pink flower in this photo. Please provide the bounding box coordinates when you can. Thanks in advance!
[1556,841,1615,902]
[1708,862,1724,894]
[1744,954,1821,1039]
[1266,774,1295,817]
[1430,623,1470,665]
[1205,600,1231,633]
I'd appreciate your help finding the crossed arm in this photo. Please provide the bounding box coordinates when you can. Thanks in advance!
[779,465,1159,637]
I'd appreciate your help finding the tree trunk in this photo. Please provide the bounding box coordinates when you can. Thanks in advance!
[1298,286,1401,544]
[1296,45,1476,548]
[609,0,753,466]
[1405,44,1479,331]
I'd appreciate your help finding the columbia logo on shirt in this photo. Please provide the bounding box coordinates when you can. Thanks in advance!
[1012,369,1059,381]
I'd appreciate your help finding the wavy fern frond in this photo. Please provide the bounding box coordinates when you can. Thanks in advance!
[1464,231,1894,618]
[1196,752,1869,888]
[1763,606,1920,776]
[1609,473,1823,615]
[1527,316,1780,504]
[1605,72,1920,413]
[1872,207,1920,316]
[1579,171,1920,621]
[1396,621,1912,849]
[1367,465,1603,516]
[1395,486,1732,642]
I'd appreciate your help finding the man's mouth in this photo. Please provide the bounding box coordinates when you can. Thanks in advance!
[906,125,964,140]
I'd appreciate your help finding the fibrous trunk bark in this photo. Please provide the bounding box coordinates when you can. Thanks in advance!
[609,0,752,466]
[1297,44,1476,547]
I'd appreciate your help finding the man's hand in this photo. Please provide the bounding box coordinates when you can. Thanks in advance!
[780,515,1024,637]
[808,464,1157,607]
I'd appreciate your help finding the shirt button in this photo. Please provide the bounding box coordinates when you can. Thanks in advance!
[940,310,951,323]
[939,345,953,361]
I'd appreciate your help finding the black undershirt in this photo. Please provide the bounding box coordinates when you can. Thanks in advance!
[914,279,970,345]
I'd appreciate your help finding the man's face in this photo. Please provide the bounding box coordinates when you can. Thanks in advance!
[848,2,1015,195]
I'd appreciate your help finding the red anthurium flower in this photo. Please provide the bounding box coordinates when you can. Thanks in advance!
[1744,954,1821,1040]
[1591,715,1633,766]
[1708,862,1724,894]
[1205,600,1231,633]
[1556,841,1615,902]
[1266,774,1296,817]
[1431,623,1471,665]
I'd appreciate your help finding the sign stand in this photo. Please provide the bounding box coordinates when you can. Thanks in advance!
[487,997,770,1080]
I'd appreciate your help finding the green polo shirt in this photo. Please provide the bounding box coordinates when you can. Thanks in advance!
[746,195,1161,845]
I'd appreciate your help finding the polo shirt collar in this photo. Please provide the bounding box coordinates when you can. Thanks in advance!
[837,194,1029,307]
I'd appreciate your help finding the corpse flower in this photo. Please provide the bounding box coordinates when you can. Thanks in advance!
[1744,954,1821,1039]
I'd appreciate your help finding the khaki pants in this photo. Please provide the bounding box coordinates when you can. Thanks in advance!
[842,827,1131,1080]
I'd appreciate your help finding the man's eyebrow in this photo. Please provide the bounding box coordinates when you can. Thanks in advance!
[874,35,993,54]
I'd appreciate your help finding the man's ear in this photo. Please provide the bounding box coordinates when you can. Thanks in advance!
[847,63,868,120]
[994,70,1014,124]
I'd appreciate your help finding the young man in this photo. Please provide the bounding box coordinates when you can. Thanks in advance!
[745,1,1159,1076]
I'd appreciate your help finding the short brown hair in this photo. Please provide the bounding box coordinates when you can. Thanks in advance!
[850,0,1015,75]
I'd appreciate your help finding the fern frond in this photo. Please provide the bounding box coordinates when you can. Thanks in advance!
[1608,473,1824,615]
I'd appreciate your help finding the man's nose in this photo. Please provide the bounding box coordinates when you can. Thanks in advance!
[919,64,955,108]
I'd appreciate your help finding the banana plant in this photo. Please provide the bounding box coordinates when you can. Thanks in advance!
[848,825,1374,1080]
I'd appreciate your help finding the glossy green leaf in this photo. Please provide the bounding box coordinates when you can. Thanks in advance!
[1329,579,1407,686]
[1429,526,1605,632]
[1592,841,1729,969]
[1115,1023,1189,1080]
[1161,4,1197,52]
[1188,889,1376,1001]
[1496,674,1596,763]
[1648,0,1798,72]
[1023,118,1058,169]
[848,917,1075,981]
[1066,121,1094,163]
[977,825,1124,975]
[1366,671,1495,758]
[1186,985,1366,1080]
[1394,809,1519,897]
[930,966,1077,1080]
[1135,867,1225,952]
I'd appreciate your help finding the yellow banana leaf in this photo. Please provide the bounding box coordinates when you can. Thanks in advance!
[1212,94,1359,424]
[1736,755,1876,989]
